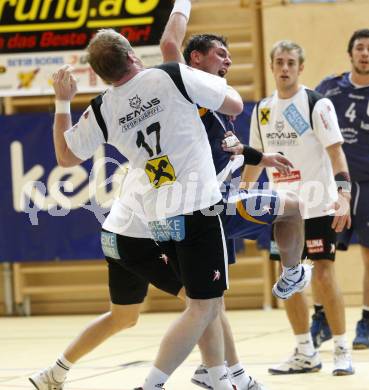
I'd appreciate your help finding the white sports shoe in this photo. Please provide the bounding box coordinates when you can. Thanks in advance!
[332,347,355,376]
[268,349,322,375]
[272,263,312,300]
[246,376,269,390]
[191,365,212,389]
[29,368,64,390]
[191,365,268,390]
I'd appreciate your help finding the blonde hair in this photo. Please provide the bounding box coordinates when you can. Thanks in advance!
[87,29,133,83]
[270,40,305,65]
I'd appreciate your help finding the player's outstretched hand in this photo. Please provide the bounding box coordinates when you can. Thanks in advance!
[52,64,77,101]
[331,192,351,233]
[260,153,293,176]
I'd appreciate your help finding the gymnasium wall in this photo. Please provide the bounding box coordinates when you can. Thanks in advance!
[262,1,369,94]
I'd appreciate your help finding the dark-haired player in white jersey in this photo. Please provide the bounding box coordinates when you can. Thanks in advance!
[310,28,369,351]
[242,40,353,376]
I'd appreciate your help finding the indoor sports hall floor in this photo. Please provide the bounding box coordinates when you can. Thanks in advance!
[1,307,368,390]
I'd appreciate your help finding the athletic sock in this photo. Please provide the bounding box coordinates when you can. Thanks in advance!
[228,362,251,389]
[362,307,369,321]
[207,365,233,390]
[142,366,169,390]
[333,334,349,352]
[296,333,315,356]
[282,264,303,283]
[50,355,73,382]
[143,366,168,390]
[314,304,324,314]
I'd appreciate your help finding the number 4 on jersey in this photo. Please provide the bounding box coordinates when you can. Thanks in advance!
[345,102,357,123]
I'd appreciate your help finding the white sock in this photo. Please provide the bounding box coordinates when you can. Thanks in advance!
[282,264,302,283]
[207,365,233,390]
[143,366,168,390]
[51,355,73,382]
[333,334,348,352]
[228,362,251,389]
[296,333,315,356]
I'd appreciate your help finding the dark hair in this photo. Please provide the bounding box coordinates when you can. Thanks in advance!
[347,29,369,55]
[87,29,133,83]
[183,34,228,65]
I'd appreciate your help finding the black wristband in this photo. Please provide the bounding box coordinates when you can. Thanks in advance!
[242,145,263,166]
[335,172,351,193]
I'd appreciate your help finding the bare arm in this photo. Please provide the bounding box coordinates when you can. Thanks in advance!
[217,85,244,116]
[240,164,264,189]
[326,142,351,232]
[52,65,82,167]
[160,0,192,63]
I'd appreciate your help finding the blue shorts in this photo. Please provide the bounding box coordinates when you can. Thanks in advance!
[221,188,280,241]
[337,181,369,250]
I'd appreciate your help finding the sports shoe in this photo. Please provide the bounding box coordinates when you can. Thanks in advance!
[310,311,332,348]
[191,364,212,389]
[247,376,269,390]
[272,263,312,300]
[268,348,322,375]
[332,346,354,376]
[352,319,369,350]
[29,368,64,390]
[191,365,267,390]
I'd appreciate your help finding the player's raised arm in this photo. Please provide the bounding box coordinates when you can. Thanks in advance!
[160,0,192,63]
[52,65,82,167]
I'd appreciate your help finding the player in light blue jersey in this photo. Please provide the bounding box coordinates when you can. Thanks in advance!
[314,29,369,350]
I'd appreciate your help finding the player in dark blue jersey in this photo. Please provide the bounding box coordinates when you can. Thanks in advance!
[314,29,369,350]
[160,7,311,389]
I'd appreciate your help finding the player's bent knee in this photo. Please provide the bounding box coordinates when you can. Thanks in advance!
[110,304,141,331]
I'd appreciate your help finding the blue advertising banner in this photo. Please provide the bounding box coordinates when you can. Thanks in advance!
[0,111,127,262]
[0,103,271,262]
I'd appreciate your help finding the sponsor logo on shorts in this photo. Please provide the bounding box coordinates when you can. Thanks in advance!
[306,238,324,254]
[160,254,169,264]
[330,243,336,254]
[213,270,221,281]
[101,231,120,259]
[149,215,185,242]
[272,170,301,183]
[283,103,310,135]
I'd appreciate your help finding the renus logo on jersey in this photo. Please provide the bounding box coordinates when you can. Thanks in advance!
[119,96,163,132]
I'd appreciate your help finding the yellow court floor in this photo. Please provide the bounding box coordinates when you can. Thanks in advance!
[0,307,368,390]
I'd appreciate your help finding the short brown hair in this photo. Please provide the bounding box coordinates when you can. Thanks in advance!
[270,40,305,65]
[87,29,133,83]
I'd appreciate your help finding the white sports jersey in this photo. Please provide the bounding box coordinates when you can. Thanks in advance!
[250,86,343,219]
[102,166,152,238]
[65,63,227,221]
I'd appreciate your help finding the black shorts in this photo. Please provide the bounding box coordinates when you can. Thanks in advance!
[101,229,182,305]
[149,208,229,300]
[270,215,336,261]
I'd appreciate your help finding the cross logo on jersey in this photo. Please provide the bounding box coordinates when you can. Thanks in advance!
[145,155,176,188]
[260,108,270,125]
